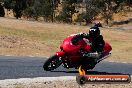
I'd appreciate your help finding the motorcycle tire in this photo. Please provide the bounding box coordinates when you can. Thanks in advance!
[43,55,62,71]
[76,75,87,85]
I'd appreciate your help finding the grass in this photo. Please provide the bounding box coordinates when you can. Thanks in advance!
[0,19,87,56]
[0,18,132,62]
[101,29,132,62]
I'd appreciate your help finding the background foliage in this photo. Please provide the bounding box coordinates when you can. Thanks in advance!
[0,0,131,24]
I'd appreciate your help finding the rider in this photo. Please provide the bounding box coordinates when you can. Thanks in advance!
[71,26,105,61]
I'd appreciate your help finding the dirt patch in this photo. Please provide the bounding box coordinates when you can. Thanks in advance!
[0,35,56,56]
[12,81,132,88]
[0,77,131,88]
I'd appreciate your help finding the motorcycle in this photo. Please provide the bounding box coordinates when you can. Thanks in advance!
[43,33,112,71]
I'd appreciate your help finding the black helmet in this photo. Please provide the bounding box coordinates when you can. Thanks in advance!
[89,26,100,37]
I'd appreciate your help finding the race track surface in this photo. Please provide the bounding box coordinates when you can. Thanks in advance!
[0,56,132,80]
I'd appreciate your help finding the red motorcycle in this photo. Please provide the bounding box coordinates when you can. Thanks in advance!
[43,33,112,71]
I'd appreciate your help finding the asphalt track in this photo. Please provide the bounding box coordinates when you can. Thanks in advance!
[0,56,132,80]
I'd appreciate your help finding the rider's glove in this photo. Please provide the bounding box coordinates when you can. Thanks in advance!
[71,39,77,45]
[71,33,84,45]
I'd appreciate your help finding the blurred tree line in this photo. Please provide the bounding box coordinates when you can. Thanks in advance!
[0,0,131,25]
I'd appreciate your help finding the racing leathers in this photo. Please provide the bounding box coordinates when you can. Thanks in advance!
[71,33,105,60]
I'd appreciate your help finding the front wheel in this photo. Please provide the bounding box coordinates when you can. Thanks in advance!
[43,55,62,71]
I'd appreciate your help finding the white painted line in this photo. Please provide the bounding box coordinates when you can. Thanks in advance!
[107,60,131,64]
[0,54,49,58]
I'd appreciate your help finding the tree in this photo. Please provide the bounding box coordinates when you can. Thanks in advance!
[85,0,128,25]
[85,0,101,24]
[41,0,53,22]
[4,0,27,19]
[13,0,27,19]
[56,0,77,23]
[4,0,12,10]
[0,2,5,17]
[126,0,132,10]
[98,0,114,25]
[76,12,88,25]
[98,0,126,25]
[23,0,54,22]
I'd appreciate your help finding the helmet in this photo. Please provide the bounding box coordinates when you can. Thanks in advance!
[89,26,100,37]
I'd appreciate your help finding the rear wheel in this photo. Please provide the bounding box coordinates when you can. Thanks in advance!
[76,75,87,85]
[43,55,62,71]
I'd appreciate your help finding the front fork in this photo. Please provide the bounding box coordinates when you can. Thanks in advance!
[56,51,68,68]
[56,51,72,68]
